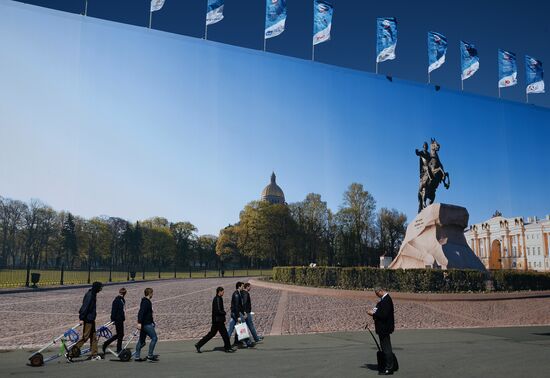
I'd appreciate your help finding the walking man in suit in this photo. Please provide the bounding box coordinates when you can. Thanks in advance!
[367,287,395,375]
[195,287,235,353]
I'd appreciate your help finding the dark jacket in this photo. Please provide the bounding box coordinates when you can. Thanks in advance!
[212,295,226,324]
[110,295,125,322]
[373,294,395,335]
[79,289,97,323]
[241,290,252,314]
[137,297,154,325]
[230,290,243,319]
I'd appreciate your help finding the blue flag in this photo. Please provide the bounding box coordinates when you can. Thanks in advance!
[525,55,545,94]
[206,0,224,26]
[376,17,397,63]
[313,1,333,46]
[460,41,479,80]
[265,0,287,39]
[498,49,517,88]
[427,32,447,73]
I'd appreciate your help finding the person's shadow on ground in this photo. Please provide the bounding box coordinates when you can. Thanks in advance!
[360,363,379,371]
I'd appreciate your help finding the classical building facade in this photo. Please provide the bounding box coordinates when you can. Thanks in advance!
[261,172,286,204]
[464,211,550,272]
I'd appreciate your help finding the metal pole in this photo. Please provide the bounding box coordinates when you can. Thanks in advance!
[84,0,88,16]
[312,44,315,61]
[498,87,501,99]
[526,92,529,104]
[263,37,267,52]
[25,262,30,287]
[428,71,431,84]
[149,11,152,29]
[205,24,208,40]
[461,79,464,91]
[376,62,378,74]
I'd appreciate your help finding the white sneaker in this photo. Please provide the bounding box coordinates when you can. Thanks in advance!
[90,355,102,361]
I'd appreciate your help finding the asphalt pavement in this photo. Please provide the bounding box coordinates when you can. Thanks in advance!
[3,326,549,377]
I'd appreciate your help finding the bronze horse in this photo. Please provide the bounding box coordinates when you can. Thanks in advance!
[418,138,450,213]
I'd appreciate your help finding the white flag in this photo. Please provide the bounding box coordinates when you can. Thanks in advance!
[151,0,166,12]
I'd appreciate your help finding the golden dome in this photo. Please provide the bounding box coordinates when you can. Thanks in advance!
[261,172,285,204]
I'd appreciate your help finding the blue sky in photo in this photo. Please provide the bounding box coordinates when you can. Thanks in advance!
[0,1,549,235]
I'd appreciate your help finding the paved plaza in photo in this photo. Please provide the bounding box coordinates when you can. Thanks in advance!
[1,278,549,376]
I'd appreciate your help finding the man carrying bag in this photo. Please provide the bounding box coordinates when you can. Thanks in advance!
[367,286,397,375]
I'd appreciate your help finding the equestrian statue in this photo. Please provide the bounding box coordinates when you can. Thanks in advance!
[416,138,450,213]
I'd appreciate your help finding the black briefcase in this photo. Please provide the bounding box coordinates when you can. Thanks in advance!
[366,325,399,373]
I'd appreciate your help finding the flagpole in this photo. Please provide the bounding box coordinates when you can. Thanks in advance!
[84,0,88,16]
[149,11,152,29]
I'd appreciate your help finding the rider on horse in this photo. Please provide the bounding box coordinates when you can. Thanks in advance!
[417,138,450,213]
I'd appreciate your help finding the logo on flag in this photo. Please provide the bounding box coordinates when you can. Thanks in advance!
[376,17,397,63]
[498,49,517,88]
[265,0,287,39]
[206,0,224,26]
[428,31,448,73]
[150,0,165,12]
[313,1,334,46]
[460,41,479,80]
[525,55,545,94]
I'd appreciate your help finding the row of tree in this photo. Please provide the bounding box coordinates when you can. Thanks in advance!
[0,182,407,271]
[218,183,407,267]
[0,197,215,271]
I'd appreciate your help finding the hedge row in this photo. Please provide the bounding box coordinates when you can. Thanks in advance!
[273,267,550,292]
[492,270,550,291]
[273,266,487,292]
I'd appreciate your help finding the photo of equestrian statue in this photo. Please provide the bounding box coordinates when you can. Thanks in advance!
[416,139,450,214]
[0,1,549,377]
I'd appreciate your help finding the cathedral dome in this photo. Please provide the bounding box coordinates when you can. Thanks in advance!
[261,172,285,204]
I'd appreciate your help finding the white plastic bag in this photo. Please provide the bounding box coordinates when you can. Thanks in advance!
[235,322,250,341]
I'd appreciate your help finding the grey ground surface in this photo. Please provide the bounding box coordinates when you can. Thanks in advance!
[2,326,550,377]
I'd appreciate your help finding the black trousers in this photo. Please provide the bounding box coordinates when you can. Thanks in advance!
[197,322,231,350]
[379,333,394,371]
[103,321,124,353]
